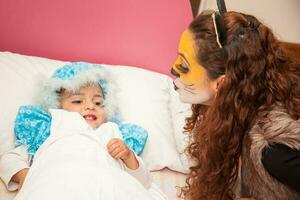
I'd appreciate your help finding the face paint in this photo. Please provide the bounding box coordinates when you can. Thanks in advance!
[174,79,211,104]
[172,30,204,85]
[171,30,216,105]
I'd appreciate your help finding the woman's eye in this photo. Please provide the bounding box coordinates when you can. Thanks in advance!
[176,64,189,73]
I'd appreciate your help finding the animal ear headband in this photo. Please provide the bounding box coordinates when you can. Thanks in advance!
[212,0,227,48]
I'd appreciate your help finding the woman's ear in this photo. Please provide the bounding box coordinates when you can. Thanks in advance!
[214,75,225,92]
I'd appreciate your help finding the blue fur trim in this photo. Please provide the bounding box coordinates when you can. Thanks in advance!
[38,62,118,121]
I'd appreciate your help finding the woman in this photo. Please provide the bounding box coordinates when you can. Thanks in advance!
[171,10,300,200]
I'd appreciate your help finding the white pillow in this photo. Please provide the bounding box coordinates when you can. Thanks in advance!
[0,52,65,157]
[0,51,191,173]
[169,83,193,170]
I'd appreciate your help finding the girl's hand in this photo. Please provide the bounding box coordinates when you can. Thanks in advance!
[107,138,132,160]
[107,138,139,169]
[11,168,29,190]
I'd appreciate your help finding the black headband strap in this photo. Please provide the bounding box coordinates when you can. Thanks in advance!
[217,0,227,16]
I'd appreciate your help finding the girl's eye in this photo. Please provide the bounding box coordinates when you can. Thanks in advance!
[72,100,82,104]
[176,64,189,73]
[95,102,104,106]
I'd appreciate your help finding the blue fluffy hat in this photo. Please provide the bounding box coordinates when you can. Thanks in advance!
[38,62,119,122]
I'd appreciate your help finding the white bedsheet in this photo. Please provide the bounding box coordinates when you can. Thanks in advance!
[14,109,166,200]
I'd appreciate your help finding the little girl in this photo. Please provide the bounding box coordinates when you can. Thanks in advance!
[0,62,166,200]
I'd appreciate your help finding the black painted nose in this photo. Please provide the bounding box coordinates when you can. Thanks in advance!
[171,68,180,77]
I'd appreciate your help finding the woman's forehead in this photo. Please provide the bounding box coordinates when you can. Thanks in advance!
[178,30,196,57]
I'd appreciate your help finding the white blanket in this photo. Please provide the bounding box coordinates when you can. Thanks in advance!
[14,109,166,200]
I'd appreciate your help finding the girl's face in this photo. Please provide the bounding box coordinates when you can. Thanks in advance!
[60,84,106,128]
[171,30,221,105]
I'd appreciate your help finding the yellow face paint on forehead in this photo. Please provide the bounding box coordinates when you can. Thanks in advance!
[172,30,205,85]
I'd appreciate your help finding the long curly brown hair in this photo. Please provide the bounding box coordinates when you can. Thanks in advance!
[182,11,300,200]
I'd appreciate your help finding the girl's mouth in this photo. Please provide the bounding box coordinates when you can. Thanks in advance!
[83,114,97,121]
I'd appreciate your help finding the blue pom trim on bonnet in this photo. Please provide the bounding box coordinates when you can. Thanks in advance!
[38,62,118,121]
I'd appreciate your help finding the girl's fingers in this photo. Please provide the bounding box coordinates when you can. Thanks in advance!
[109,146,122,157]
[107,143,119,154]
[106,139,129,159]
[114,149,128,159]
[107,141,123,153]
[107,138,120,147]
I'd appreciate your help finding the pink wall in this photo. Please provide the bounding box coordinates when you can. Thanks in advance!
[0,0,192,75]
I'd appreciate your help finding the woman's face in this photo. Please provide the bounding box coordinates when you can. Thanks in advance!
[171,30,220,105]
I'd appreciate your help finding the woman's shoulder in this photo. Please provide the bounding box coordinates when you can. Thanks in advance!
[254,105,298,129]
[250,105,300,149]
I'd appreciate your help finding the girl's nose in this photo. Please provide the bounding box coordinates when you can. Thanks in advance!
[84,101,95,110]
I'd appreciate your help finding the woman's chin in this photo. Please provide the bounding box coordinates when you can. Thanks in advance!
[178,90,212,105]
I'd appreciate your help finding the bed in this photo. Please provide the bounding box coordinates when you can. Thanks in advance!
[1,169,186,200]
[0,1,193,198]
[0,52,191,199]
[0,169,186,200]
